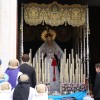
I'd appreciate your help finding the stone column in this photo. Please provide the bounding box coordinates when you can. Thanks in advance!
[0,0,17,71]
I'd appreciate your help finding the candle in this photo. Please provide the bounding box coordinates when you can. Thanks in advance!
[42,53,44,64]
[76,62,78,83]
[70,64,72,83]
[78,59,80,83]
[64,49,66,62]
[72,59,74,83]
[48,63,49,82]
[42,62,44,83]
[60,59,63,83]
[44,58,46,82]
[65,63,68,83]
[36,63,38,83]
[81,64,83,83]
[32,58,34,67]
[39,58,41,82]
[71,49,74,59]
[69,54,71,68]
[67,59,69,83]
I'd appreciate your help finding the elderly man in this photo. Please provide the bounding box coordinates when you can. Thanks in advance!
[5,59,22,88]
[10,74,36,100]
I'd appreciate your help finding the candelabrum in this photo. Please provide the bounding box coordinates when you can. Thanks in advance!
[61,82,88,95]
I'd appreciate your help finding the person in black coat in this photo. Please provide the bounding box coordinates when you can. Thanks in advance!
[19,54,36,88]
[93,63,100,100]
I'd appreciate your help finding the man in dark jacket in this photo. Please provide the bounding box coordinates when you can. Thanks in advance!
[19,54,36,88]
[93,63,100,100]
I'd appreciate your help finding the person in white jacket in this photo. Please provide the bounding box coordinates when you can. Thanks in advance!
[34,83,48,100]
[0,82,12,100]
[10,74,36,100]
[83,93,94,100]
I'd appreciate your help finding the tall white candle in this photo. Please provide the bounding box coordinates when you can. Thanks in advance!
[48,63,49,82]
[65,63,68,83]
[32,58,34,67]
[71,49,74,59]
[42,53,44,64]
[60,59,63,83]
[44,58,46,82]
[67,59,69,83]
[42,62,44,83]
[68,55,70,83]
[78,59,80,83]
[72,59,74,82]
[84,63,86,83]
[36,63,38,83]
[39,58,41,82]
[70,64,72,83]
[76,62,78,83]
[81,64,83,83]
[64,49,66,62]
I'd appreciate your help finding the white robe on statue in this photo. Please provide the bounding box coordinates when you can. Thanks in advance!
[35,41,63,94]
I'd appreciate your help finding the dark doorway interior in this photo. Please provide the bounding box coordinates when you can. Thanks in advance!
[18,0,100,90]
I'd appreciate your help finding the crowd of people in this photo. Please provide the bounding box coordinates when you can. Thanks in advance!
[0,55,48,100]
[0,28,98,100]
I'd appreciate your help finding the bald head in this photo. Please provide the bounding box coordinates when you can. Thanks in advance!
[19,74,29,82]
[9,59,19,66]
[0,82,10,90]
[36,84,47,93]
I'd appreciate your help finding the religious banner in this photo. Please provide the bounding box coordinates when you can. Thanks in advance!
[24,1,86,26]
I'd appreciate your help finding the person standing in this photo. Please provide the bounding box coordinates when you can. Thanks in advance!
[19,54,36,88]
[0,82,12,100]
[5,59,22,88]
[93,63,100,100]
[11,74,36,100]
